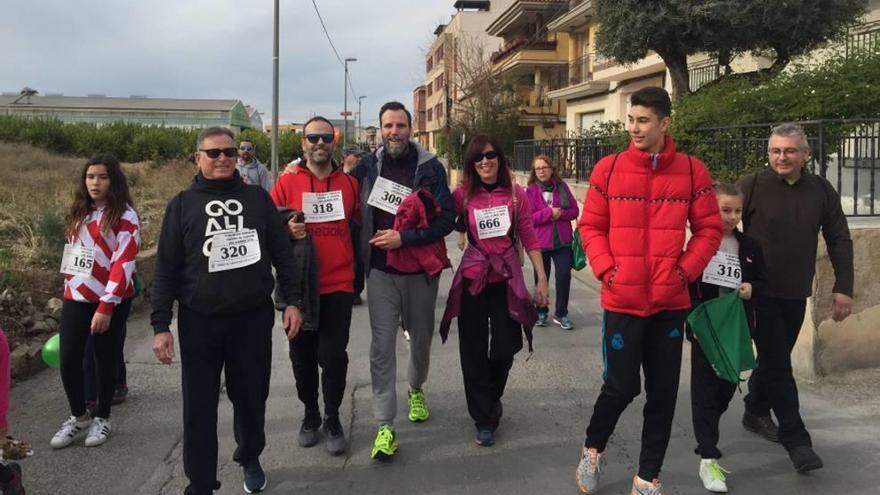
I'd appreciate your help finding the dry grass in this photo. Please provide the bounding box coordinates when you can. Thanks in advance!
[0,142,194,339]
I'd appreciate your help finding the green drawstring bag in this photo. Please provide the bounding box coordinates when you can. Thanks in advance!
[687,291,756,384]
[571,229,587,271]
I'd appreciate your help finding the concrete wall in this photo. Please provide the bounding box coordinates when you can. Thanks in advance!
[794,225,880,378]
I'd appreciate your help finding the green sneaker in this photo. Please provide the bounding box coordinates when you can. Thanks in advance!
[370,424,398,460]
[407,388,430,422]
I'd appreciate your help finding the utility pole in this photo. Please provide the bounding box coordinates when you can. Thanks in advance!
[358,95,367,146]
[343,57,357,147]
[270,0,280,180]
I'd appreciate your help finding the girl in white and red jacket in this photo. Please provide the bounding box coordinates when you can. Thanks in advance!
[50,154,139,450]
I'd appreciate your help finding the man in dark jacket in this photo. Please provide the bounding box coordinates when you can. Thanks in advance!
[737,123,854,473]
[349,101,454,460]
[151,126,303,495]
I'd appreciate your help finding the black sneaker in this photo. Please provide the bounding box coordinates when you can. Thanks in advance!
[742,411,780,443]
[789,445,823,473]
[323,415,347,456]
[111,385,128,405]
[298,416,321,448]
[475,428,494,447]
[241,459,267,493]
[353,295,363,306]
[0,462,25,495]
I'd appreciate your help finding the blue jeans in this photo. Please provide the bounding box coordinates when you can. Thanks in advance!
[534,246,572,318]
[83,324,127,402]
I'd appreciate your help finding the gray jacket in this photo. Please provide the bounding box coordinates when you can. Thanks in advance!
[236,158,273,191]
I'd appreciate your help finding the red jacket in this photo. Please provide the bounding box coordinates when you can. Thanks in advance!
[270,164,359,295]
[387,188,451,276]
[578,136,722,317]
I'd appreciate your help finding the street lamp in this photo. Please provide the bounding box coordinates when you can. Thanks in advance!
[358,95,367,146]
[270,0,280,181]
[343,57,357,147]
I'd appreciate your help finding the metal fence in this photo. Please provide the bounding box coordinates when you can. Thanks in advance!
[512,119,880,217]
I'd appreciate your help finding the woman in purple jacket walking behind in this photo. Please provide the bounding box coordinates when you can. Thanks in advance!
[526,155,580,329]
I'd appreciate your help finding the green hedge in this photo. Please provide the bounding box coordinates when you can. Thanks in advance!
[0,116,303,164]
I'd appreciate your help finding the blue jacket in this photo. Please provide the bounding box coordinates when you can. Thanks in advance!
[350,141,454,274]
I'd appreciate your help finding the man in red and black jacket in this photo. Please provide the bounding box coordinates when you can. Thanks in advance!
[271,116,360,457]
[574,87,723,495]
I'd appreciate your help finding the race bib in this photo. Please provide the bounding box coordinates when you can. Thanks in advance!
[60,244,95,276]
[702,251,741,289]
[208,229,262,273]
[367,177,412,215]
[474,205,511,240]
[302,191,345,223]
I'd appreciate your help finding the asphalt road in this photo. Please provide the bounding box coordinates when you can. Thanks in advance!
[8,235,880,494]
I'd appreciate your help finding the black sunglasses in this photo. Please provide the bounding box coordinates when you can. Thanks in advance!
[305,133,335,144]
[475,150,499,162]
[199,148,237,158]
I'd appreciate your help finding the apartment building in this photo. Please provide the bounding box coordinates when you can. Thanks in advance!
[414,0,514,152]
[486,0,570,140]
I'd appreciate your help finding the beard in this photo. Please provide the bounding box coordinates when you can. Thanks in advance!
[383,137,409,158]
[308,147,331,166]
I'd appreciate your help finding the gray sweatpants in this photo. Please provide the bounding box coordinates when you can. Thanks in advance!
[367,269,440,425]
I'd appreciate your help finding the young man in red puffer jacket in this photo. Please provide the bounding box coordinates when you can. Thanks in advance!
[574,87,723,495]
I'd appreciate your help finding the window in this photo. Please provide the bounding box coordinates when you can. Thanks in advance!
[578,111,604,132]
[427,109,433,122]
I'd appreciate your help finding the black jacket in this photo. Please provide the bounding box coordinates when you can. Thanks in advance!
[688,230,767,333]
[273,207,320,332]
[738,169,853,299]
[151,171,301,334]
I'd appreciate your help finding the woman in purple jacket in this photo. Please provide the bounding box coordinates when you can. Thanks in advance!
[526,155,579,330]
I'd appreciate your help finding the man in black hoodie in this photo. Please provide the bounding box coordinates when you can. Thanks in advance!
[151,127,303,495]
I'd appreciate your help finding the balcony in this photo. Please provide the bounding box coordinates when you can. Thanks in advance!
[846,20,880,58]
[490,37,558,65]
[545,53,611,101]
[688,60,722,92]
[546,0,595,33]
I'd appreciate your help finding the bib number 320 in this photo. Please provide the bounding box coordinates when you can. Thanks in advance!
[209,228,262,273]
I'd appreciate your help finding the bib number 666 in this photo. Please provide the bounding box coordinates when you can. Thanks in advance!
[478,218,502,230]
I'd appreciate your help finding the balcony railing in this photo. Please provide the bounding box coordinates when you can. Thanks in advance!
[846,20,880,58]
[490,37,557,64]
[689,61,722,92]
[568,53,593,86]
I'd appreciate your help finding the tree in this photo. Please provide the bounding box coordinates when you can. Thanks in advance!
[595,0,869,97]
[436,34,522,167]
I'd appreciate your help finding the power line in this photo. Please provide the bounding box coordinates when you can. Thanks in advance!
[310,0,359,100]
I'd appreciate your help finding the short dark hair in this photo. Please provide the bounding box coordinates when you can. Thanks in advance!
[197,126,234,148]
[303,115,335,133]
[379,101,412,127]
[630,87,672,119]
[714,182,743,197]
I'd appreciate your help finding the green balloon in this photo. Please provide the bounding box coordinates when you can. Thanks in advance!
[42,333,61,369]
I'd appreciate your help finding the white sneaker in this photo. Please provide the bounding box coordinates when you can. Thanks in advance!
[50,415,91,449]
[699,459,729,493]
[84,417,111,447]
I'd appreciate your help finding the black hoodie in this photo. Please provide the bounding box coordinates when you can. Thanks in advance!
[151,171,301,333]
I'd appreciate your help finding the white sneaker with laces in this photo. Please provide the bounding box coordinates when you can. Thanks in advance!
[699,459,729,493]
[85,417,111,447]
[50,415,92,449]
[575,447,604,494]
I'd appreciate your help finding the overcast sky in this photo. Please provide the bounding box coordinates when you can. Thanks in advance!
[1,0,458,125]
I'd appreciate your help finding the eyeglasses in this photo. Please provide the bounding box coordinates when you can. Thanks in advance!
[239,145,254,151]
[475,150,499,162]
[199,148,237,158]
[305,133,335,144]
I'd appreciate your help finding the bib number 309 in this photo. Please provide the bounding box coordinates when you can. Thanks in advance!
[367,177,412,215]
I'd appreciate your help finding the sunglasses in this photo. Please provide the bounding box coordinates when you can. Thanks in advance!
[239,145,254,151]
[200,148,237,158]
[305,133,335,144]
[475,150,499,162]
